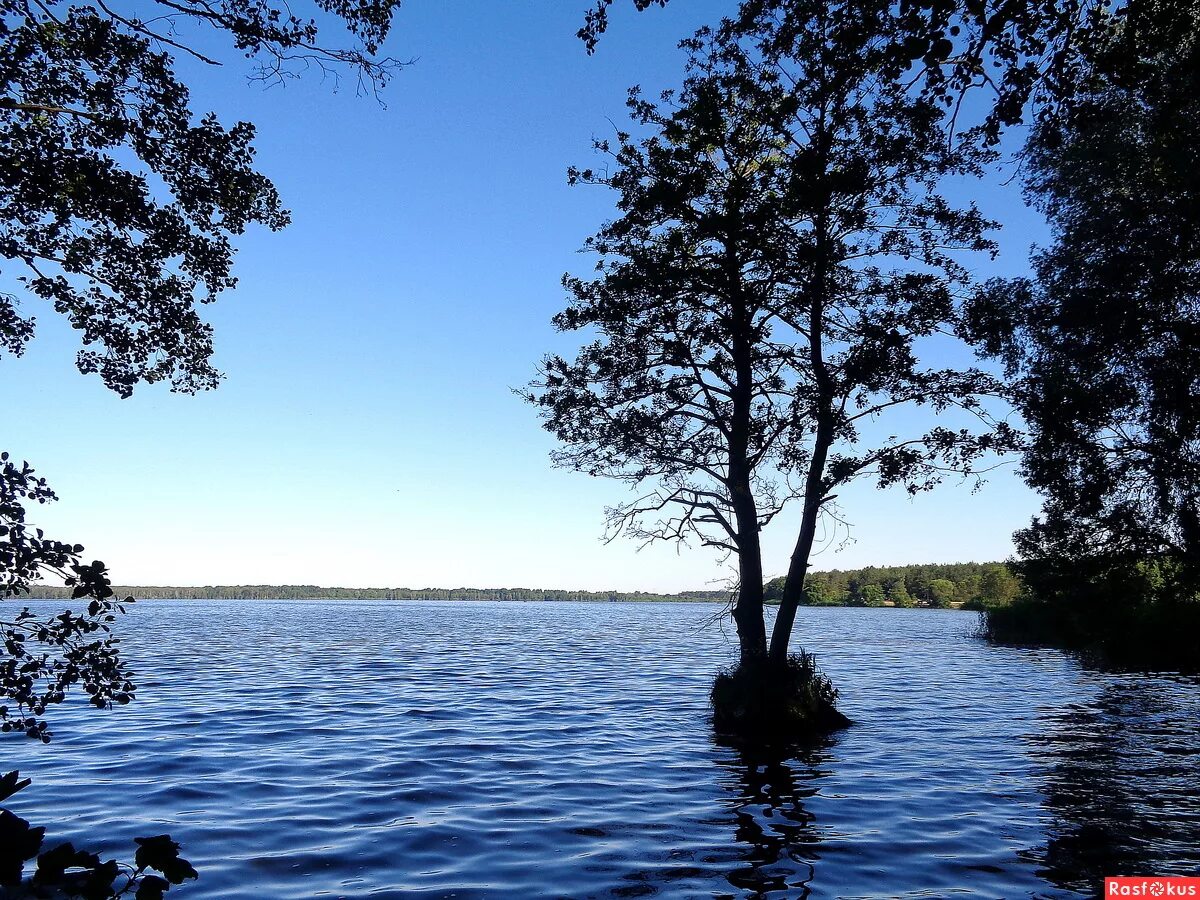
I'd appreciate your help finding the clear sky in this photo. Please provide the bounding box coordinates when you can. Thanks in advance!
[2,0,1050,592]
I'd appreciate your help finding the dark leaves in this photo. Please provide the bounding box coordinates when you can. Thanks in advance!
[0,808,45,885]
[1,456,135,740]
[532,0,1010,563]
[0,0,405,396]
[34,841,102,885]
[135,875,171,900]
[133,836,197,885]
[0,773,194,897]
[0,770,31,802]
[975,5,1200,569]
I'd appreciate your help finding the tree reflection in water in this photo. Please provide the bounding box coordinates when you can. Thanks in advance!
[714,737,835,898]
[1024,677,1200,894]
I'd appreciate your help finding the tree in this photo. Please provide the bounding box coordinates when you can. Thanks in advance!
[972,2,1200,571]
[1,0,404,395]
[969,3,1200,662]
[528,0,1013,728]
[978,563,1019,606]
[763,575,786,605]
[889,579,915,607]
[581,0,1128,143]
[846,575,869,607]
[1,455,133,741]
[861,583,887,607]
[928,578,956,607]
[803,580,829,606]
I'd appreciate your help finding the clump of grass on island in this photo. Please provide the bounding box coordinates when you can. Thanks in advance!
[711,650,851,741]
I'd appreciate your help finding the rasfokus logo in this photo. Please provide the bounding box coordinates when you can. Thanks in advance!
[1106,878,1200,897]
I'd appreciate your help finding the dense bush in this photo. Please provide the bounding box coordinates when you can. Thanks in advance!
[983,556,1200,671]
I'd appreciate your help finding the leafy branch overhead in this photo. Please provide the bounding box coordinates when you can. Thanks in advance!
[0,0,405,397]
[2,1,406,891]
[582,0,1152,144]
[0,0,407,739]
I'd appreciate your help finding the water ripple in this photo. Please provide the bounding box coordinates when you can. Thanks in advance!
[4,601,1199,898]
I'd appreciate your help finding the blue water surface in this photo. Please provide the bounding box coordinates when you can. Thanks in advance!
[4,601,1199,899]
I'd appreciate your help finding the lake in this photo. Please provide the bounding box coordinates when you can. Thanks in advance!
[4,601,1199,898]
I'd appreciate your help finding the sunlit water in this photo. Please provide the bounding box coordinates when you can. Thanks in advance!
[4,601,1199,899]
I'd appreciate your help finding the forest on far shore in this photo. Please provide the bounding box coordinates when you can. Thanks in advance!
[771,562,1020,609]
[19,561,1019,608]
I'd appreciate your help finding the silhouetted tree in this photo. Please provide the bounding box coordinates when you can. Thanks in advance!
[969,3,1200,661]
[529,0,1013,697]
[1,454,133,741]
[1,0,405,394]
[580,0,1140,143]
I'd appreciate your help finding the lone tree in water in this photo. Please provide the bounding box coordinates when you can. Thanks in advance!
[529,0,1013,734]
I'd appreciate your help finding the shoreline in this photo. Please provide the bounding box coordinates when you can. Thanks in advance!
[18,588,969,608]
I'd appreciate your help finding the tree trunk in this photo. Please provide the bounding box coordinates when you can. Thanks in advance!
[723,217,767,662]
[731,484,768,660]
[770,190,834,665]
[769,421,832,664]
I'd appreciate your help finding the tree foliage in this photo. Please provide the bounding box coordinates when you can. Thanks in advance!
[767,560,1022,607]
[969,1,1200,580]
[530,0,1014,670]
[1,771,196,899]
[928,577,956,607]
[1,453,133,742]
[1,0,403,888]
[972,2,1200,666]
[1,0,404,394]
[581,0,1133,143]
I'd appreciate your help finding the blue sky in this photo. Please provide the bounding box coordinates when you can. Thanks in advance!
[2,0,1049,591]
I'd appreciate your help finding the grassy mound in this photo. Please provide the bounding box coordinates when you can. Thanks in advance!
[711,650,851,741]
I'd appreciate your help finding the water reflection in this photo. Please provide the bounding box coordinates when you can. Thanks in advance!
[1025,678,1200,893]
[715,738,834,897]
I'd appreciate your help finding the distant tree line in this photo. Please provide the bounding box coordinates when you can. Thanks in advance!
[765,562,1021,610]
[19,584,732,603]
[20,570,1023,608]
